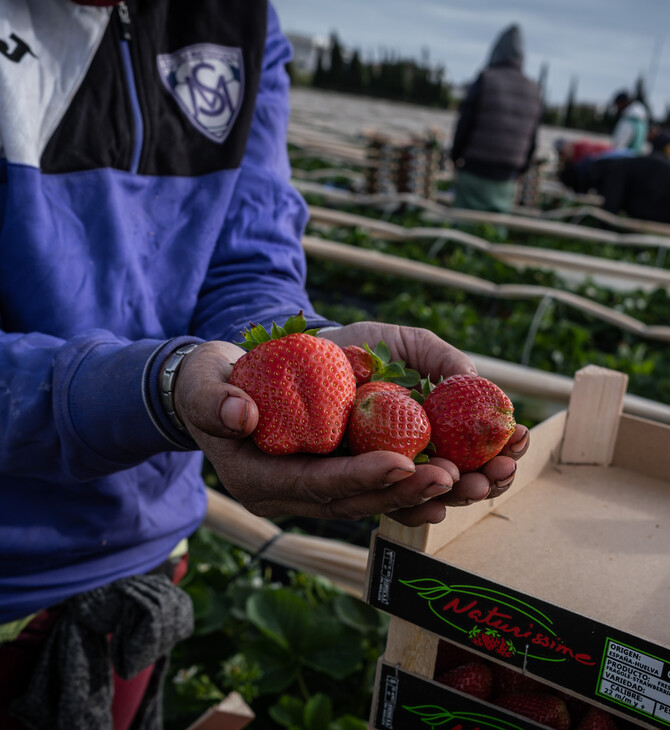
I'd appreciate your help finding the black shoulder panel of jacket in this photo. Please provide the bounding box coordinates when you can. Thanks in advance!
[41,0,268,176]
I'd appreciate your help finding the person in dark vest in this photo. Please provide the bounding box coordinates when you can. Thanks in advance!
[450,24,543,214]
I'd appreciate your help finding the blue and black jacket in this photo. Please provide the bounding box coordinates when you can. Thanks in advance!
[0,0,334,622]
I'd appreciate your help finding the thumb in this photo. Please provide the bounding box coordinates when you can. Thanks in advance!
[172,341,260,439]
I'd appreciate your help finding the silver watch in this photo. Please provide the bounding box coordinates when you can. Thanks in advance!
[160,343,200,432]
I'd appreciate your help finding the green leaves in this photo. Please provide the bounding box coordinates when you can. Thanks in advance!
[269,693,367,730]
[246,588,365,680]
[236,311,320,351]
[165,529,385,729]
[364,341,421,387]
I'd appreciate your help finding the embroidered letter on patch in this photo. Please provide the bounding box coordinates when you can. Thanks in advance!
[157,43,244,144]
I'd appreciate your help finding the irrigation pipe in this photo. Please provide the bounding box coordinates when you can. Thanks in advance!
[307,205,670,292]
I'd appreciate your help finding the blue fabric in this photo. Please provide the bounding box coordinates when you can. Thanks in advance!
[0,4,336,621]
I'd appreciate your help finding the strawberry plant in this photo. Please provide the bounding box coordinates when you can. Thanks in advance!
[164,527,387,730]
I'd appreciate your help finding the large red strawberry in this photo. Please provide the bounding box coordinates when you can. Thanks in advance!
[346,381,431,460]
[435,661,493,701]
[575,706,620,730]
[495,693,571,730]
[228,313,356,455]
[342,341,420,387]
[422,374,515,472]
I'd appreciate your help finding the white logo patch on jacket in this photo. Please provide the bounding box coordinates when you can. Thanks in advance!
[157,43,244,144]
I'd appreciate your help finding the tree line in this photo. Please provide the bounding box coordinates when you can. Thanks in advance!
[288,33,670,133]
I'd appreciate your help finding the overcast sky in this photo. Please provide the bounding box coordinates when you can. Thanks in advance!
[273,0,670,119]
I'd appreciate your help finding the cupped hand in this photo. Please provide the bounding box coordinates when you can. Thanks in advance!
[172,329,530,528]
[321,322,530,509]
[170,340,463,526]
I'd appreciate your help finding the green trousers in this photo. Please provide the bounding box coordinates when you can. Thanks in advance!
[452,170,517,213]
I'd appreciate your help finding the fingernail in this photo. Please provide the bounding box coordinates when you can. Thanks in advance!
[510,438,528,453]
[488,474,516,499]
[452,498,476,507]
[421,482,452,500]
[383,467,415,487]
[220,396,249,433]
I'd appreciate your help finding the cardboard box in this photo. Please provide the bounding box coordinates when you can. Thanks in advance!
[366,366,670,729]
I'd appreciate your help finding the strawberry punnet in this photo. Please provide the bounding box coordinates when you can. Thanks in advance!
[422,374,516,472]
[346,381,431,460]
[228,313,356,455]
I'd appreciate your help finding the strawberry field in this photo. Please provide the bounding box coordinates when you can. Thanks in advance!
[165,89,670,729]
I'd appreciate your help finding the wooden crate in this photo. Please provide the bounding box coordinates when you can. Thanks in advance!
[366,365,670,729]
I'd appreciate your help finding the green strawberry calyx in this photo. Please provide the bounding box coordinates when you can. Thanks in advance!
[235,311,320,351]
[410,375,442,404]
[364,341,421,387]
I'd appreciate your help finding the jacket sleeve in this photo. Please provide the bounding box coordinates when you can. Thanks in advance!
[190,4,338,344]
[450,75,482,165]
[0,327,198,483]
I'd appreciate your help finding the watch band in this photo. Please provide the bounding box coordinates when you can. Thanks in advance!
[160,343,200,432]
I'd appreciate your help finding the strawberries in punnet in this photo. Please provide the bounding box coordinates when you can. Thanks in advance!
[575,706,620,730]
[489,664,547,696]
[495,693,571,730]
[228,312,356,455]
[422,374,516,472]
[342,341,420,387]
[435,661,493,701]
[346,381,431,460]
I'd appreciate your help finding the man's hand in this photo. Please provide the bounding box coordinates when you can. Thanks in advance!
[320,322,530,521]
[172,326,529,528]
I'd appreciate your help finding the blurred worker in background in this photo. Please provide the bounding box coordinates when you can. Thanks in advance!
[610,90,649,155]
[449,23,543,214]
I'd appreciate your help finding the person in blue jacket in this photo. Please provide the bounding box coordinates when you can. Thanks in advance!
[0,1,529,727]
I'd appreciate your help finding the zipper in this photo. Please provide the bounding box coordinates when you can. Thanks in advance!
[117,1,144,174]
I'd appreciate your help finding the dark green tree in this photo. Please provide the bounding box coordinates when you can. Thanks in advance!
[563,75,578,128]
[329,32,345,89]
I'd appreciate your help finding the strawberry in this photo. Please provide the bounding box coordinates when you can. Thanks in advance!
[435,661,493,701]
[576,706,620,730]
[422,374,515,472]
[346,381,431,460]
[434,640,482,675]
[228,312,356,455]
[342,341,420,387]
[490,664,546,696]
[495,693,571,730]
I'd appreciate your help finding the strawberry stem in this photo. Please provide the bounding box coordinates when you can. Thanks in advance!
[364,341,421,387]
[236,311,320,350]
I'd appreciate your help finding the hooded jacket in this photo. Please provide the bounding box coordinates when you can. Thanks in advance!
[451,24,542,180]
[0,0,335,623]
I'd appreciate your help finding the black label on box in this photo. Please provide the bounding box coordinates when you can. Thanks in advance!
[374,663,545,729]
[368,535,670,728]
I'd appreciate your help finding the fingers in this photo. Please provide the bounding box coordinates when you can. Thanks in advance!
[199,439,460,522]
[500,424,530,460]
[481,456,517,499]
[321,322,477,380]
[173,341,259,439]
